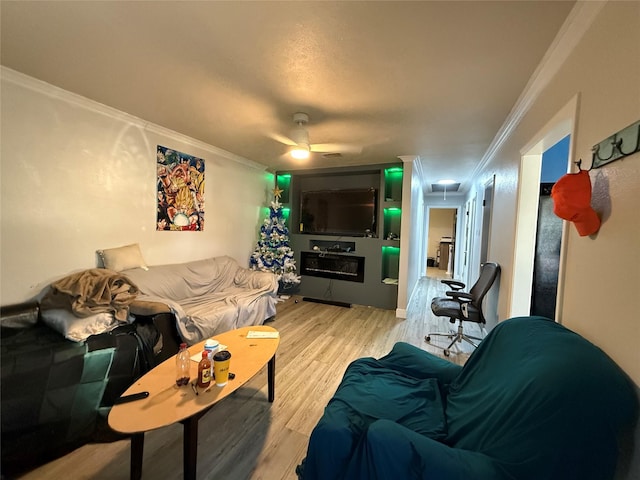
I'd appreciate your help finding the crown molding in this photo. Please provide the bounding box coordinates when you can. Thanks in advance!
[398,155,421,178]
[397,155,419,164]
[412,155,424,182]
[0,66,268,171]
[467,0,607,187]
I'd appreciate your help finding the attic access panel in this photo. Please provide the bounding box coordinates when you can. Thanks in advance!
[431,183,461,193]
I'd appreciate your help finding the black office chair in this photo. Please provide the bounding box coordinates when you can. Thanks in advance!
[425,262,500,356]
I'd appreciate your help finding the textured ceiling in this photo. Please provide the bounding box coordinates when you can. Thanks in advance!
[1,1,576,193]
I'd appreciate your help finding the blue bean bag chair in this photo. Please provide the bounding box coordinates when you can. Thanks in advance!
[299,316,637,480]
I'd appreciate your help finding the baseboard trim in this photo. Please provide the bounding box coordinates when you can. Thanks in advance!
[302,297,352,308]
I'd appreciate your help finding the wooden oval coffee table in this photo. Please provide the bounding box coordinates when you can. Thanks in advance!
[108,325,279,480]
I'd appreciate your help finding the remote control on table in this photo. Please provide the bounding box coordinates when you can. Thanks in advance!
[114,391,149,404]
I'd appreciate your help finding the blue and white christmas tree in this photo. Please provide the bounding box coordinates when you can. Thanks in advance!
[250,187,301,289]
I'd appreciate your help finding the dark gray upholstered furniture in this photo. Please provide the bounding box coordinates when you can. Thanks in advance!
[426,262,500,355]
[0,302,179,475]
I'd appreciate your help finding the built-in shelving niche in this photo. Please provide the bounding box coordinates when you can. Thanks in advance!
[381,166,403,283]
[275,163,403,309]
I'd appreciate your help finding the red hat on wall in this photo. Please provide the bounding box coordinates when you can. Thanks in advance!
[551,170,600,236]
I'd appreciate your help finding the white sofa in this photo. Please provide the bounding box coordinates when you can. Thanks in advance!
[122,256,278,345]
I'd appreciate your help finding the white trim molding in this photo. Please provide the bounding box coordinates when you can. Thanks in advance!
[468,1,606,183]
[1,66,269,171]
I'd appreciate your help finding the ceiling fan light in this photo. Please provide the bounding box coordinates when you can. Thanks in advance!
[290,144,310,160]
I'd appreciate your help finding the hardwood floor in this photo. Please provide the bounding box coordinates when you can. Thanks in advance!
[14,273,484,480]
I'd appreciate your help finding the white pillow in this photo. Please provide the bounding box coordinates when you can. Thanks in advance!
[97,243,148,272]
[41,309,120,342]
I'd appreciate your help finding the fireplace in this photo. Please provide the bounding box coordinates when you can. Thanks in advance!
[300,251,365,283]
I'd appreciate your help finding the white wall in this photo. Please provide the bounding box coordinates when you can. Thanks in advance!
[472,7,639,475]
[396,158,413,317]
[476,1,639,382]
[1,68,272,305]
[403,159,425,315]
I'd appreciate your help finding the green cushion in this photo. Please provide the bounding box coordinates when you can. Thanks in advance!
[301,317,638,480]
[304,353,450,479]
[445,316,638,480]
[377,341,463,385]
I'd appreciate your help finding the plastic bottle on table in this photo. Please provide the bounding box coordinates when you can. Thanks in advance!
[176,343,191,387]
[204,339,219,380]
[197,350,212,388]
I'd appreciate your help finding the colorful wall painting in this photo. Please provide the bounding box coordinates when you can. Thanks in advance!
[156,145,205,231]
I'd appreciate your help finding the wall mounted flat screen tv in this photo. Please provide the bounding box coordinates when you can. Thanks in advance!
[299,188,378,237]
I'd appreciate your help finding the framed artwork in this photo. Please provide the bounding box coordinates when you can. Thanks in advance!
[156,145,205,231]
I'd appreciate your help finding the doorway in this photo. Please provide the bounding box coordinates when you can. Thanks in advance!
[426,208,457,279]
[530,136,569,319]
[479,177,495,266]
[510,96,577,321]
[461,197,476,286]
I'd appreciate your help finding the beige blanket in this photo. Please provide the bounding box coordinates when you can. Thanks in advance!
[41,268,139,321]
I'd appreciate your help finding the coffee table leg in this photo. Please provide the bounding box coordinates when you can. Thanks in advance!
[268,354,276,402]
[130,433,144,480]
[182,416,199,480]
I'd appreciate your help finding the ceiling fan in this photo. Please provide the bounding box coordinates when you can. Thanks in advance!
[273,112,362,160]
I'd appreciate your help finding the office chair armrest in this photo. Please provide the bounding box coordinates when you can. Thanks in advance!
[447,291,473,304]
[442,279,466,291]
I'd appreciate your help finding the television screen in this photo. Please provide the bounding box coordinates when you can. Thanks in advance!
[299,188,378,237]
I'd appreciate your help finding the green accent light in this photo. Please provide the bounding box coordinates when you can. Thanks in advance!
[281,208,290,225]
[276,174,291,184]
[275,173,291,203]
[276,174,291,190]
[385,167,403,174]
[385,207,401,213]
[382,246,400,253]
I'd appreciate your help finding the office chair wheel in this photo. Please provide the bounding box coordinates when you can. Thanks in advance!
[425,335,431,342]
[443,349,450,357]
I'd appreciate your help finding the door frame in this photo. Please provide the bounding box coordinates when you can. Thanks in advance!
[425,206,460,278]
[509,95,578,322]
[479,176,495,267]
[461,197,476,286]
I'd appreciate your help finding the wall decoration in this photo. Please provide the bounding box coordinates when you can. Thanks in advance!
[591,119,640,169]
[156,145,205,231]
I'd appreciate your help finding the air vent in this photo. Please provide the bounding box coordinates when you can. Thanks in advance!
[431,183,460,192]
[322,153,343,159]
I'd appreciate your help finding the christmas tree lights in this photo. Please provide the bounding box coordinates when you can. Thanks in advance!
[250,188,301,289]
